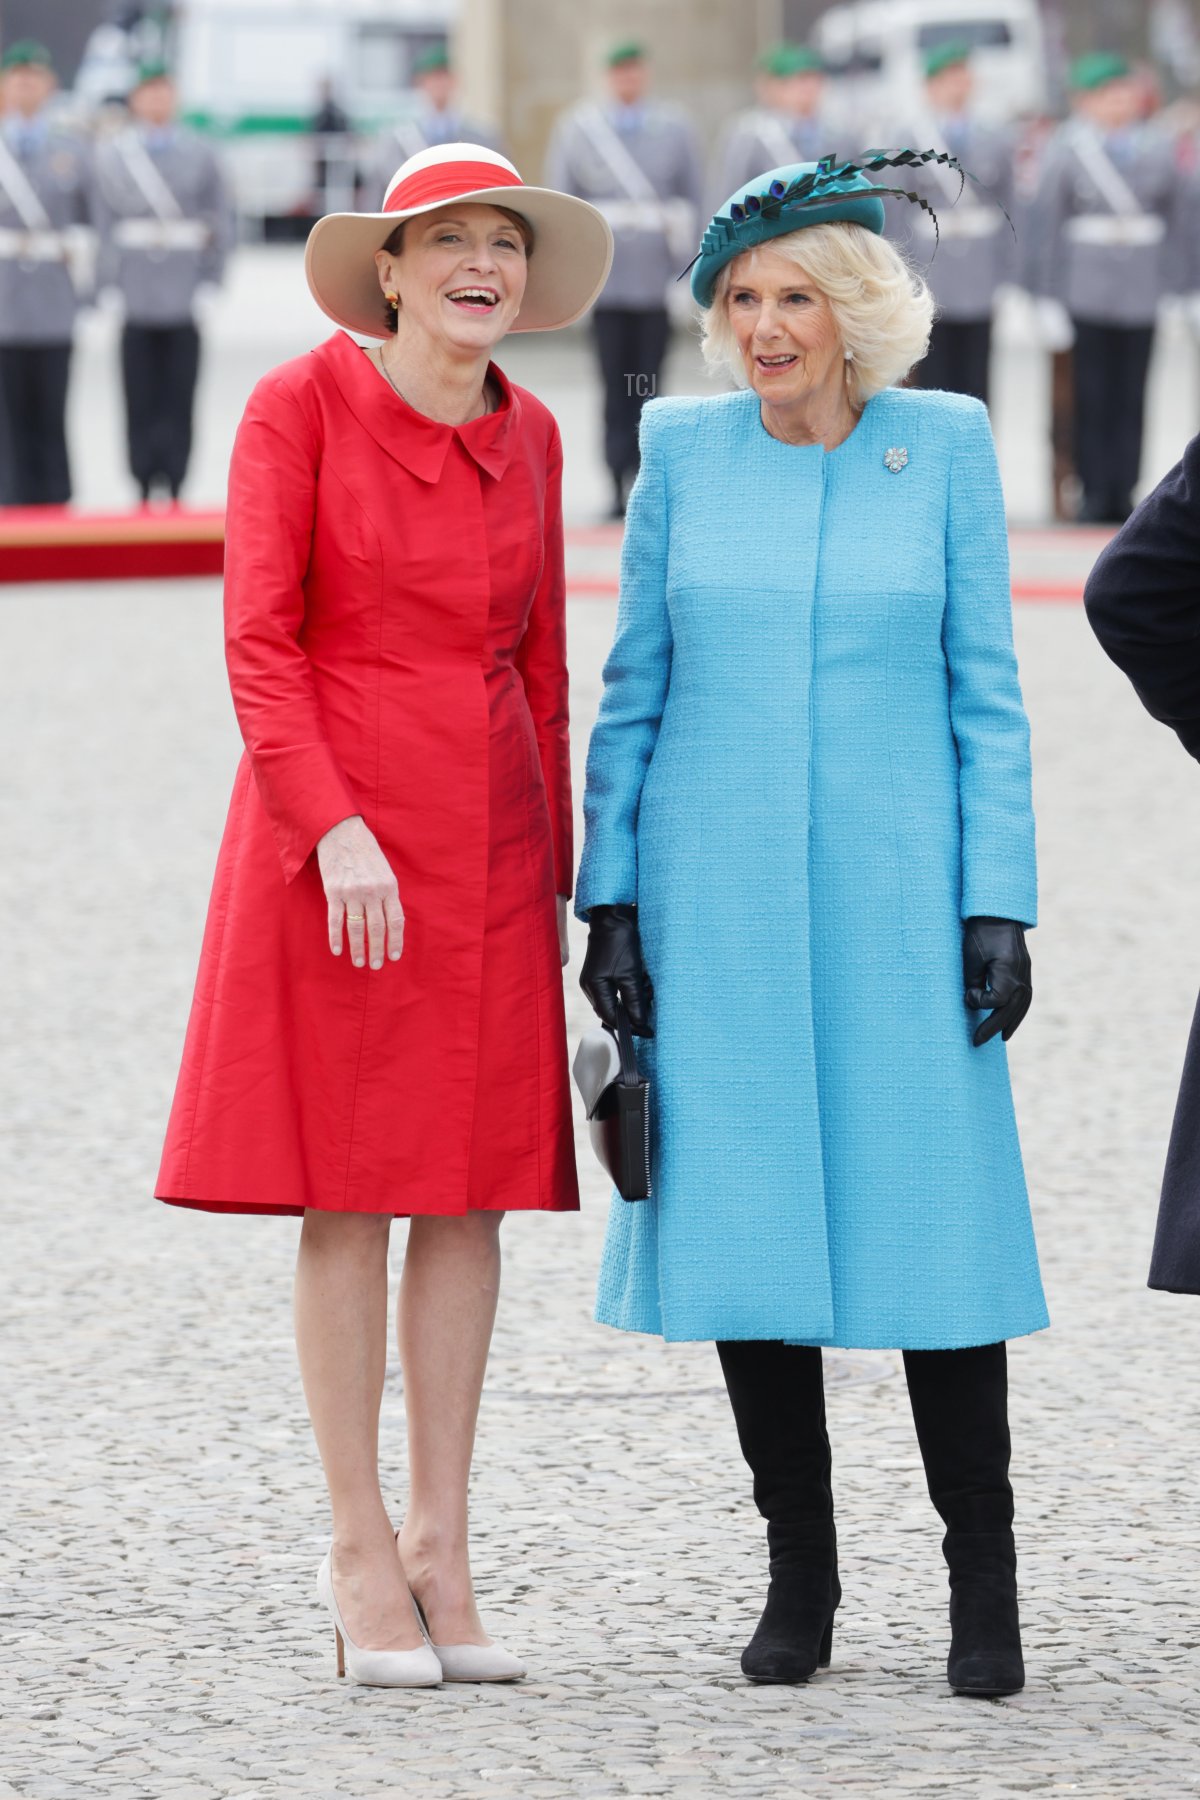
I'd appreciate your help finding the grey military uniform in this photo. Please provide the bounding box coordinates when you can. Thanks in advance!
[373,110,505,193]
[92,126,233,325]
[0,119,91,345]
[886,118,1017,321]
[544,101,704,308]
[713,110,843,213]
[1027,119,1191,325]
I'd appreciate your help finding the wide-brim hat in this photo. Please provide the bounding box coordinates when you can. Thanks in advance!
[690,161,885,308]
[305,143,613,337]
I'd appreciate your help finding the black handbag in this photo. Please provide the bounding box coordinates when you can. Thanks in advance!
[571,998,652,1201]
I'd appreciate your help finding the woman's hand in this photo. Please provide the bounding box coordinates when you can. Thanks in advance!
[963,918,1032,1046]
[580,904,654,1036]
[558,896,570,968]
[317,815,404,970]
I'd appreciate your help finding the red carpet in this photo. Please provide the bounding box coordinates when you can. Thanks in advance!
[0,506,224,582]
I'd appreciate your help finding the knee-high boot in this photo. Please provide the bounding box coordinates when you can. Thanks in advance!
[903,1341,1025,1697]
[716,1339,840,1684]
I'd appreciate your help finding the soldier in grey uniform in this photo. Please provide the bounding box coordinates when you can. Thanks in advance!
[92,62,234,501]
[893,41,1017,408]
[715,45,842,211]
[373,44,504,192]
[1028,52,1194,523]
[545,41,703,517]
[0,40,92,506]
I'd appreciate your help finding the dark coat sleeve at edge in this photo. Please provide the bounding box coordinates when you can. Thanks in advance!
[1084,433,1200,761]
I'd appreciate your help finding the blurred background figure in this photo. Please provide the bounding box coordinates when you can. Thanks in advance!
[714,44,840,208]
[0,39,92,506]
[92,59,233,503]
[545,40,702,518]
[1027,50,1195,523]
[899,40,1018,408]
[309,76,354,219]
[373,42,504,195]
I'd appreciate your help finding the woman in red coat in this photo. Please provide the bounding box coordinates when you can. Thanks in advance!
[156,145,612,1686]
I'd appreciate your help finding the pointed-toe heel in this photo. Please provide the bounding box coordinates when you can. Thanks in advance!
[316,1553,442,1688]
[410,1591,525,1683]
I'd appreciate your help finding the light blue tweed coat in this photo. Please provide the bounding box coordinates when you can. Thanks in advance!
[575,384,1048,1350]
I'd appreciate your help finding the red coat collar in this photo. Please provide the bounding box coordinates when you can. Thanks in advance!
[316,329,520,483]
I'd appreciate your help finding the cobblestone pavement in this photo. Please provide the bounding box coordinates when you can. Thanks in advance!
[7,539,1200,1800]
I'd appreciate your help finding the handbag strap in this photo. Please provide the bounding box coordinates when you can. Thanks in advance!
[613,997,643,1087]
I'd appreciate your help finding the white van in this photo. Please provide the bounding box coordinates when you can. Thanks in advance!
[813,0,1048,127]
[79,0,457,223]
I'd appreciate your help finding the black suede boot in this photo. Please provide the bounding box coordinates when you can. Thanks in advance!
[904,1342,1025,1698]
[716,1340,840,1684]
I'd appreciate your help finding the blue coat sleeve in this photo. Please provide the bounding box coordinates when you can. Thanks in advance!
[575,406,673,919]
[943,401,1038,927]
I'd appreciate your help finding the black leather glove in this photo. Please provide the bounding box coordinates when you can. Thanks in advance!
[580,904,654,1036]
[963,917,1032,1047]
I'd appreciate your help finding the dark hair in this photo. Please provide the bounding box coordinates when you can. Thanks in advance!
[380,205,534,331]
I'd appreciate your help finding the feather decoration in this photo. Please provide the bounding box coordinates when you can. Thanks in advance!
[677,147,1015,283]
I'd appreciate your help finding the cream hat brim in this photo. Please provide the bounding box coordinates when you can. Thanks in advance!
[305,185,614,338]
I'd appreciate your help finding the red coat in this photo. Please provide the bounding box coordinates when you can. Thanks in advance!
[157,330,579,1217]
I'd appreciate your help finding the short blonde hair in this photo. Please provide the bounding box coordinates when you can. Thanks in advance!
[699,221,934,406]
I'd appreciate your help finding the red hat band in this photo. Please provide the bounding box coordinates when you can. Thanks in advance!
[383,160,524,215]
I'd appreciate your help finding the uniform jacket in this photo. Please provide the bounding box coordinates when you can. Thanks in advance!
[576,386,1046,1348]
[157,332,577,1217]
[885,116,1018,322]
[1085,432,1200,1294]
[0,119,92,345]
[712,110,843,217]
[92,126,233,326]
[1026,119,1192,326]
[544,102,704,309]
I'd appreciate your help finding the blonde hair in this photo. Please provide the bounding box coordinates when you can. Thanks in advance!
[699,221,934,406]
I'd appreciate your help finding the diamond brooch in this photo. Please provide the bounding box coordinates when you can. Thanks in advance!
[884,447,909,473]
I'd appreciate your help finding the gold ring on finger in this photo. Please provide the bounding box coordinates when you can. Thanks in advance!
[346,912,366,922]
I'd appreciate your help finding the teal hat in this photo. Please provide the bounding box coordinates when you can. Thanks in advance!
[133,59,173,88]
[1,38,53,72]
[924,39,972,80]
[758,43,824,79]
[413,43,450,77]
[607,40,647,68]
[1070,51,1131,91]
[689,160,885,307]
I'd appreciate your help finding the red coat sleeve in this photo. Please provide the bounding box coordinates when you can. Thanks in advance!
[515,421,573,896]
[223,372,359,883]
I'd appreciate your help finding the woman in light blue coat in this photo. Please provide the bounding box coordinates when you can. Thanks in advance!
[576,159,1046,1699]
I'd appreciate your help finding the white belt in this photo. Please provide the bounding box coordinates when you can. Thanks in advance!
[1065,214,1166,247]
[935,210,1004,241]
[112,218,210,251]
[594,198,669,235]
[0,226,67,262]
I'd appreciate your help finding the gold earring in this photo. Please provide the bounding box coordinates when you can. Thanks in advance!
[385,292,399,309]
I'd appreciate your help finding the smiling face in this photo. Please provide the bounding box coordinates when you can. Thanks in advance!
[375,201,530,352]
[725,244,846,412]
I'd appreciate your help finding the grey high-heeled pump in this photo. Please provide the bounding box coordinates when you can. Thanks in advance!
[316,1551,442,1687]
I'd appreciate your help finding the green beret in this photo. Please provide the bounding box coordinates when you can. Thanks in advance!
[923,39,972,80]
[1,39,53,72]
[133,60,173,88]
[758,43,825,79]
[413,43,450,77]
[1070,51,1131,91]
[607,40,647,68]
[691,160,885,308]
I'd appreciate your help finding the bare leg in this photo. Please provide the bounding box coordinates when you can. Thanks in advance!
[394,1210,504,1645]
[294,1208,423,1651]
